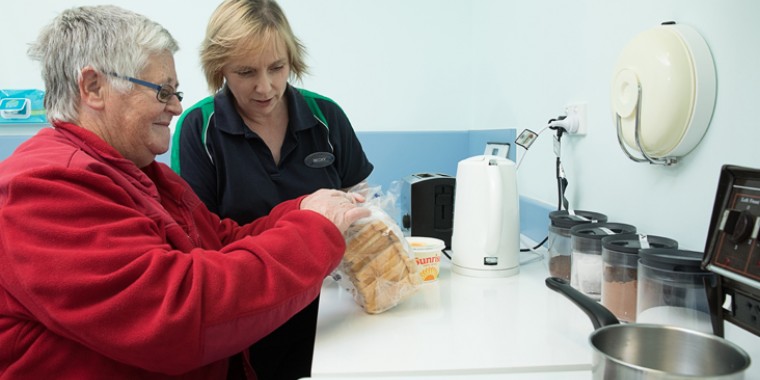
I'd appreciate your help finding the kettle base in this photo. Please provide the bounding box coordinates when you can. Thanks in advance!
[451,263,520,278]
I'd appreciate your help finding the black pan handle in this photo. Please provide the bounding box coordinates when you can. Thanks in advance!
[545,277,620,330]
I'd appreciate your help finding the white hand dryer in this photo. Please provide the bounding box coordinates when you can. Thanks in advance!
[451,155,520,277]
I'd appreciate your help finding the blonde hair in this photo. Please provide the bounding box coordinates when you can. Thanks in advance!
[201,0,308,93]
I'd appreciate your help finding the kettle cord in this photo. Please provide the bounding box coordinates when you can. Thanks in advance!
[520,123,569,252]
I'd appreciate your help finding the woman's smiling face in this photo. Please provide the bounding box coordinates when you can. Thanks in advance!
[104,52,183,167]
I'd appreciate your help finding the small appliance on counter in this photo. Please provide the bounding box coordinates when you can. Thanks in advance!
[703,164,760,339]
[399,173,455,248]
[450,155,520,278]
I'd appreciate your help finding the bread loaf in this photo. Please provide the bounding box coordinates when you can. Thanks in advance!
[341,219,420,314]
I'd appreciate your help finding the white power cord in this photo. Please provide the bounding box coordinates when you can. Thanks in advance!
[516,109,582,170]
[519,235,545,265]
[515,125,550,171]
[515,112,579,254]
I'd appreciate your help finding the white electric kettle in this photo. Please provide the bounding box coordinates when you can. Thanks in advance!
[451,155,520,278]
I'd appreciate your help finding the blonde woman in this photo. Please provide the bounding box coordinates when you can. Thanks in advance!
[172,0,373,379]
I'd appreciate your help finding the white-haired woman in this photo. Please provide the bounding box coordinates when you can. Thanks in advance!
[0,5,368,379]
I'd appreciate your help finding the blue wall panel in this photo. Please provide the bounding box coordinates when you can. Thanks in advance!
[354,128,551,243]
[356,129,516,190]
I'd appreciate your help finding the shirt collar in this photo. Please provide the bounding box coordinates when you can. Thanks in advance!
[212,83,320,137]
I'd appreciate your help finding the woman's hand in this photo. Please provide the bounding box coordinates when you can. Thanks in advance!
[300,189,371,233]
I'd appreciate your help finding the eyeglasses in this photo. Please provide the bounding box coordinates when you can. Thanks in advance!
[108,72,183,103]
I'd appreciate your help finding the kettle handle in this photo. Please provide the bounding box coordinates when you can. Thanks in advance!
[485,159,502,255]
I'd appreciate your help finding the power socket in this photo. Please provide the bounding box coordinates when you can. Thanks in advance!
[733,292,760,332]
[565,102,588,135]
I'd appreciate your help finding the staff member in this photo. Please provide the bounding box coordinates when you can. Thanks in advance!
[172,0,373,378]
[0,5,368,379]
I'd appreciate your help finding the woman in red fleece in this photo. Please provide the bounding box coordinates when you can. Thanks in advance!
[0,5,368,379]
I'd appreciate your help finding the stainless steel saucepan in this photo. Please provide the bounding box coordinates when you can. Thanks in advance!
[545,277,750,379]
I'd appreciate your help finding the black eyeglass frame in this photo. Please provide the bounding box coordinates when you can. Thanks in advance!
[108,72,183,103]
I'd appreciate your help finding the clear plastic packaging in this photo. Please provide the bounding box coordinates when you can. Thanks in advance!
[0,89,46,124]
[334,184,421,314]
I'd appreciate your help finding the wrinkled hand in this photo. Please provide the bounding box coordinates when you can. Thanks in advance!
[300,189,371,234]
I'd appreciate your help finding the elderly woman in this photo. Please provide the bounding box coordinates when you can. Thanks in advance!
[171,1,374,378]
[0,5,368,379]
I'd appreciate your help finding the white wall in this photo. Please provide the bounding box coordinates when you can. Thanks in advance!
[4,0,757,249]
[3,0,760,371]
[472,0,760,254]
[1,0,219,109]
[0,0,473,133]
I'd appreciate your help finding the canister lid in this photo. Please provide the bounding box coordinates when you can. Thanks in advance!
[549,210,608,229]
[570,222,637,240]
[638,248,708,272]
[602,233,678,254]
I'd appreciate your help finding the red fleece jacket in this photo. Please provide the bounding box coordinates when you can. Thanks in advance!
[0,122,345,379]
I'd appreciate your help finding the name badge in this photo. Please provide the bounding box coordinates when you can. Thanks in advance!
[304,152,335,168]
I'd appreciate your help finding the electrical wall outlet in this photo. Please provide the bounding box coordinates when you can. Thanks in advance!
[565,102,588,135]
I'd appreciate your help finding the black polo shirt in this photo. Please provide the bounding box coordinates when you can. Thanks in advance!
[174,84,374,224]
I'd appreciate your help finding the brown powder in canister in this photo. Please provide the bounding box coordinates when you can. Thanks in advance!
[549,255,571,281]
[601,234,678,323]
[602,265,638,322]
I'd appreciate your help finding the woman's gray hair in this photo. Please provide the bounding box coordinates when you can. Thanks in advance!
[27,5,179,123]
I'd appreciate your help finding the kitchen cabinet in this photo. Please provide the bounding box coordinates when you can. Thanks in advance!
[310,250,595,378]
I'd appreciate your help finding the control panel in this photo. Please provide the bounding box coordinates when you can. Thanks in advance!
[703,165,760,337]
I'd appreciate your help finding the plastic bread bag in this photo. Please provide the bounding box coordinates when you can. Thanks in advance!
[334,184,421,314]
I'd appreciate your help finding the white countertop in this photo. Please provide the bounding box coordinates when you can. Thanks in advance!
[301,371,589,380]
[310,250,595,378]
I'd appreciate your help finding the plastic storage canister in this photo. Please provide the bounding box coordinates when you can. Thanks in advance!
[570,222,637,300]
[547,210,608,281]
[601,234,678,322]
[636,248,716,334]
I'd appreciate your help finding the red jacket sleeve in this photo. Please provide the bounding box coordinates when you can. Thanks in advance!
[0,167,343,375]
